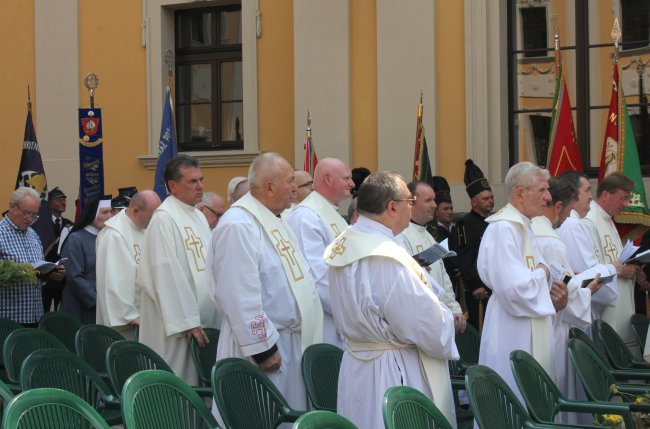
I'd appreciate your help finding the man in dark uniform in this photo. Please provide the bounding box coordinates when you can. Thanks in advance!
[42,187,73,312]
[449,160,494,331]
[428,176,454,242]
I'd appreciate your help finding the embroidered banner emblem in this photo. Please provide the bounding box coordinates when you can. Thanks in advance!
[183,226,205,272]
[270,229,304,281]
[132,243,142,265]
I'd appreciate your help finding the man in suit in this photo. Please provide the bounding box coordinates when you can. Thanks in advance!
[42,187,73,312]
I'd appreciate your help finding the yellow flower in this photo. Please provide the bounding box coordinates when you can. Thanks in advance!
[603,414,623,424]
[609,384,619,394]
[635,396,647,404]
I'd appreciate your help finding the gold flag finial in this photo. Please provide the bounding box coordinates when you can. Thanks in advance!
[418,91,423,119]
[611,18,621,63]
[307,109,311,138]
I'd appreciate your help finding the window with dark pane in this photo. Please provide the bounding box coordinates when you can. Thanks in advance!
[519,6,548,58]
[175,4,242,151]
[622,0,650,50]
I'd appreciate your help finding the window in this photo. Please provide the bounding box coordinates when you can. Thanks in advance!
[508,0,650,173]
[520,6,548,58]
[175,5,243,151]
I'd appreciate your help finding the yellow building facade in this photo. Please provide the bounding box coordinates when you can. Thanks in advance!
[3,1,647,216]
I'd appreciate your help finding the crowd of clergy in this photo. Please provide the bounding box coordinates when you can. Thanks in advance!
[1,149,648,429]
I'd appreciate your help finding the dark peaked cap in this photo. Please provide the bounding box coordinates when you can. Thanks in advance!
[431,176,452,204]
[464,159,491,199]
[48,187,66,200]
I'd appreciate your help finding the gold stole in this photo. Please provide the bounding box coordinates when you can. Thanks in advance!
[325,227,455,426]
[298,191,349,237]
[487,204,553,376]
[234,193,324,351]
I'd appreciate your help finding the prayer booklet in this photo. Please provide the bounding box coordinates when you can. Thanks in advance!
[624,248,650,265]
[618,240,640,263]
[413,241,456,266]
[32,258,67,275]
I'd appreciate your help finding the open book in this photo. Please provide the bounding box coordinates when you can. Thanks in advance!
[413,240,456,266]
[32,258,67,276]
[624,248,650,265]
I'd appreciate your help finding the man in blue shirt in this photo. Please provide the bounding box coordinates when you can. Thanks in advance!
[0,187,64,326]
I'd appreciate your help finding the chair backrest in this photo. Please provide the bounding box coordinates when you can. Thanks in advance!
[464,365,532,429]
[630,314,650,350]
[20,348,116,412]
[212,357,295,429]
[594,320,635,370]
[293,410,357,429]
[509,350,562,423]
[301,343,343,412]
[38,311,83,351]
[106,340,173,398]
[0,378,14,420]
[3,328,66,383]
[3,388,110,429]
[189,327,219,385]
[75,324,124,375]
[567,338,617,402]
[382,385,453,429]
[121,369,220,429]
[0,318,22,368]
[454,323,480,366]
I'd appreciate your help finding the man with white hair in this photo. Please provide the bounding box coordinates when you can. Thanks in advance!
[197,192,226,230]
[286,157,354,346]
[226,176,247,204]
[96,190,161,340]
[477,162,565,399]
[0,187,65,326]
[232,179,249,202]
[208,152,323,415]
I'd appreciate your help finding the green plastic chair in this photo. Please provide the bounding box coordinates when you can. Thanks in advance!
[20,348,121,425]
[465,365,589,429]
[38,311,83,352]
[0,378,15,420]
[3,328,66,387]
[0,317,22,383]
[189,327,219,385]
[455,323,480,368]
[2,388,110,429]
[121,369,221,429]
[293,410,357,429]
[106,340,211,399]
[212,357,306,429]
[75,324,124,386]
[382,385,453,429]
[595,319,650,371]
[567,338,650,414]
[509,350,634,428]
[301,343,343,411]
[630,314,650,351]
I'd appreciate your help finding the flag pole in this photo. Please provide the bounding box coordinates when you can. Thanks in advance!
[164,49,176,127]
[412,91,424,181]
[27,85,32,113]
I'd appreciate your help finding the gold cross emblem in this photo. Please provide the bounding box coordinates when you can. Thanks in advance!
[330,224,341,237]
[270,229,304,281]
[132,244,142,265]
[526,256,536,271]
[183,227,205,272]
[327,236,347,259]
[602,235,618,263]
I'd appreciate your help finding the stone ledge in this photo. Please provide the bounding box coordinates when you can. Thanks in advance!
[137,152,259,169]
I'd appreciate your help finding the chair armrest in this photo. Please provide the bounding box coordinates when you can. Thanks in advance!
[192,386,213,398]
[103,395,121,410]
[277,408,306,425]
[557,398,634,428]
[611,368,650,382]
[630,361,650,370]
[450,377,465,390]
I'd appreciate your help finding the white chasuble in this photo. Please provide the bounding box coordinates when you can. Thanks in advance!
[325,216,458,429]
[96,209,144,340]
[137,195,216,385]
[286,191,348,347]
[478,204,555,402]
[235,193,323,351]
[399,222,462,313]
[584,201,635,347]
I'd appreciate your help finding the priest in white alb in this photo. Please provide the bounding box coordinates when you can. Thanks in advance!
[137,155,217,385]
[325,171,458,429]
[530,174,609,422]
[582,172,640,349]
[285,157,354,347]
[399,180,465,333]
[477,162,563,401]
[96,190,160,340]
[207,152,323,416]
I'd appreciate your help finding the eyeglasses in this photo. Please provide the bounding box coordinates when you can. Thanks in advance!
[203,206,224,218]
[394,196,417,206]
[16,207,40,223]
[297,181,313,189]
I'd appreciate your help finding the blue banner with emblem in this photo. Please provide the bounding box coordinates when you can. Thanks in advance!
[78,108,104,211]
